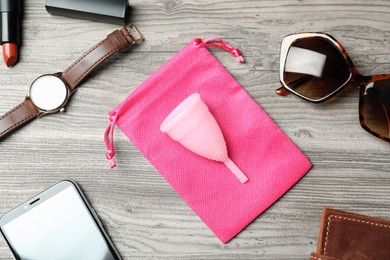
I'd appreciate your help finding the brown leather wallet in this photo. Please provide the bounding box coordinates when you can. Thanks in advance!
[0,24,144,140]
[311,208,390,260]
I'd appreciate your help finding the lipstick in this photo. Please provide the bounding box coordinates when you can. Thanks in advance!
[0,0,21,67]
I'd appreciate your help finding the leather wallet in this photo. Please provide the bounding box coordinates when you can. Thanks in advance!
[311,208,390,260]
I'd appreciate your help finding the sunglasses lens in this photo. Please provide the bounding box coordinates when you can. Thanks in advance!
[362,79,390,139]
[284,36,351,101]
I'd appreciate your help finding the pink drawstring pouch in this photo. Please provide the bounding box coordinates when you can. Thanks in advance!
[104,38,312,243]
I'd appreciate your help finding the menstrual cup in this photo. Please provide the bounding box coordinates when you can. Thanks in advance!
[160,93,248,184]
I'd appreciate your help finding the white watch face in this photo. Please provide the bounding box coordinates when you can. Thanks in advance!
[29,75,68,111]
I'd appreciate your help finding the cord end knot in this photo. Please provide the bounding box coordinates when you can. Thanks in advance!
[104,111,119,169]
[231,48,245,63]
[106,150,117,169]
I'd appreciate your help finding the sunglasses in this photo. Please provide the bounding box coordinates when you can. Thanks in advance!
[276,32,390,143]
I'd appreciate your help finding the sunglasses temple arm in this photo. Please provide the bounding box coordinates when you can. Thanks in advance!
[380,101,390,137]
[275,86,290,96]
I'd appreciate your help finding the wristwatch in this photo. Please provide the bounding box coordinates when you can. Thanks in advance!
[0,24,144,140]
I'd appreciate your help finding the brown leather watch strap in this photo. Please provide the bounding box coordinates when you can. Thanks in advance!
[0,99,40,139]
[61,25,143,90]
[0,25,143,141]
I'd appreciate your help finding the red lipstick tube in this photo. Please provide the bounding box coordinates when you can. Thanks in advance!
[0,0,21,67]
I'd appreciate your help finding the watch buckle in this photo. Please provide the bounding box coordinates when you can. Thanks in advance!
[125,24,145,45]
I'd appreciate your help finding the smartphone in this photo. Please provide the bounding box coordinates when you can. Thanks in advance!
[0,180,122,260]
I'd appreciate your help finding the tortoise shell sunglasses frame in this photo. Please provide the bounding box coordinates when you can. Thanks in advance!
[276,32,390,142]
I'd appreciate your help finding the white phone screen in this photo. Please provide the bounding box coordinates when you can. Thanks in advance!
[2,185,118,260]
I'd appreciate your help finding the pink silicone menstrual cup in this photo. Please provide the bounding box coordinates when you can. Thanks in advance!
[160,93,248,184]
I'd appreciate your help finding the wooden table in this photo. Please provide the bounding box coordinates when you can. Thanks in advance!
[1,0,389,259]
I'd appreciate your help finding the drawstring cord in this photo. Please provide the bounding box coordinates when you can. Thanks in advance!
[194,38,245,63]
[104,112,118,169]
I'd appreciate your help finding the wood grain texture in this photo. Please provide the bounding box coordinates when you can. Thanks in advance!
[0,0,389,259]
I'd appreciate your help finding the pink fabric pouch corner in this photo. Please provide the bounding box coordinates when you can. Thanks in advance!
[104,38,312,243]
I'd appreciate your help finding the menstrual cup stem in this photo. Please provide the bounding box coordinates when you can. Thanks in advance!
[223,158,248,184]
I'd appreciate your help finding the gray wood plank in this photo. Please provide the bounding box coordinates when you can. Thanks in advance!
[0,0,389,259]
